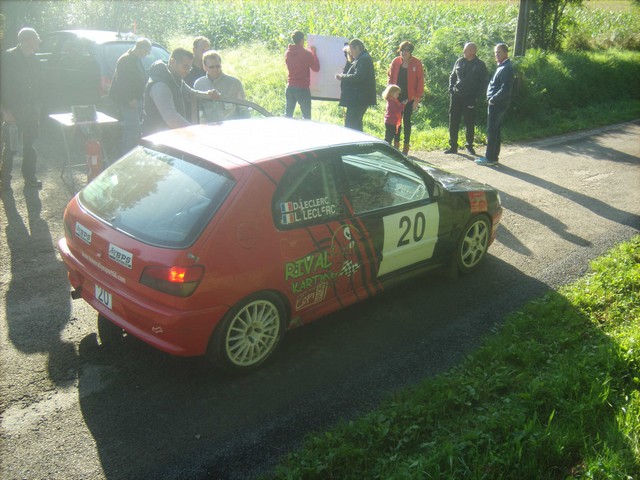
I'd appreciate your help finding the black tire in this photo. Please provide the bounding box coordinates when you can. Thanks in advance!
[455,215,491,274]
[97,314,125,347]
[206,292,286,374]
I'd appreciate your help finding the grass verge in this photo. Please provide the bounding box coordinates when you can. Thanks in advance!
[268,236,640,479]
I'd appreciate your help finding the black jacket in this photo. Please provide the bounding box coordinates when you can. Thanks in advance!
[339,50,377,108]
[109,49,147,106]
[449,56,487,105]
[0,46,42,123]
[142,60,186,135]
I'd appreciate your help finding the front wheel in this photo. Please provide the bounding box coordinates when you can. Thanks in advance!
[456,215,491,274]
[206,293,286,374]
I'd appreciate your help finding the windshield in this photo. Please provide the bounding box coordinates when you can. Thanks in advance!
[79,147,235,248]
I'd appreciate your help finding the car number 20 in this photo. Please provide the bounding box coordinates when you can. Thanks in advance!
[377,204,440,277]
[95,284,113,309]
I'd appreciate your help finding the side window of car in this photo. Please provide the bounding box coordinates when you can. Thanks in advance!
[273,156,343,229]
[340,148,431,214]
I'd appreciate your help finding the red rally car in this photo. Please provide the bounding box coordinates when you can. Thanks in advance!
[58,116,502,373]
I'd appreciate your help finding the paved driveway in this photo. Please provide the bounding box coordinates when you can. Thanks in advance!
[1,121,639,479]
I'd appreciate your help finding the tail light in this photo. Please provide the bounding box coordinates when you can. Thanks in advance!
[140,265,204,297]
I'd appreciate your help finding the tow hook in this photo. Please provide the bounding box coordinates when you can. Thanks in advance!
[70,288,83,300]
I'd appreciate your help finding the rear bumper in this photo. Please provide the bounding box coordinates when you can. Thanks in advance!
[58,237,228,356]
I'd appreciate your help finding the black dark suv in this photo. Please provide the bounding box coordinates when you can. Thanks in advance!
[37,29,170,113]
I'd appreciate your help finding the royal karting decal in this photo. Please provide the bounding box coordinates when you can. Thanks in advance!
[285,250,332,281]
[108,243,133,270]
[280,197,338,225]
[75,222,92,245]
[286,224,362,299]
[377,203,440,276]
[295,282,328,311]
[468,191,488,213]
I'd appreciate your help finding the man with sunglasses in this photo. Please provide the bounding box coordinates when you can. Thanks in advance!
[194,50,246,122]
[142,47,220,135]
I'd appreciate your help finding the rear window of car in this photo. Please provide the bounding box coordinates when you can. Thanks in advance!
[79,147,235,248]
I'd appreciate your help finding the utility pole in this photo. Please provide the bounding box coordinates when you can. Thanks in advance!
[514,0,529,56]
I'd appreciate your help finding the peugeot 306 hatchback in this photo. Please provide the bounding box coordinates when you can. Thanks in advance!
[58,116,502,373]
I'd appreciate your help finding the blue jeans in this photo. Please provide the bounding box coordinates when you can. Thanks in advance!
[285,86,312,119]
[119,104,143,157]
[486,103,508,162]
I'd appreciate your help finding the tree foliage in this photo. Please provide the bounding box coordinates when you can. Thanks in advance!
[526,0,584,51]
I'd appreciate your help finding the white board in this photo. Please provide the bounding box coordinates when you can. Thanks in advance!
[308,34,349,101]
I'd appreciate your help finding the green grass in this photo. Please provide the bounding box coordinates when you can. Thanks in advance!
[268,236,640,479]
[171,41,640,151]
[13,0,639,150]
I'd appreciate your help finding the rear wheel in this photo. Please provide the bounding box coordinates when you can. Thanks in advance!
[206,293,286,373]
[456,215,491,274]
[97,314,125,347]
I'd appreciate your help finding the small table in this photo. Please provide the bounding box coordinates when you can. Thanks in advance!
[49,111,119,192]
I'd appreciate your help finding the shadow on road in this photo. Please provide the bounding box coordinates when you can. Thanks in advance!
[2,186,77,385]
[497,164,640,231]
[75,254,566,479]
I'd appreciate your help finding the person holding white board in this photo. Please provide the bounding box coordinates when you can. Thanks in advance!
[285,31,320,119]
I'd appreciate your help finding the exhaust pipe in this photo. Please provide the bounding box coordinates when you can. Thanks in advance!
[70,288,83,300]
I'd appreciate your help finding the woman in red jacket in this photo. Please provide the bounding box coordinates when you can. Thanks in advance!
[387,41,425,155]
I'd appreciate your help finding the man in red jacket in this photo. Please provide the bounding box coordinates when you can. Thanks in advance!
[285,31,320,119]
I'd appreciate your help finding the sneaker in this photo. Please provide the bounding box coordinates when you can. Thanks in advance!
[443,147,458,154]
[475,157,498,166]
[465,145,476,155]
[24,178,43,189]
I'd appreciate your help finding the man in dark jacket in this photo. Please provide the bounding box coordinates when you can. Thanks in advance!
[1,28,43,190]
[445,42,487,155]
[142,48,219,136]
[109,37,152,155]
[476,43,514,166]
[336,38,376,132]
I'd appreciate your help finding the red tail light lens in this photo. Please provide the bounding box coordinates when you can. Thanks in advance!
[140,265,204,297]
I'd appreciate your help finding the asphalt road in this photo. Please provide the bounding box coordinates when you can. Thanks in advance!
[1,120,639,479]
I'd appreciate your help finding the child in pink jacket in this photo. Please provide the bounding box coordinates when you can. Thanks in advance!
[382,84,406,147]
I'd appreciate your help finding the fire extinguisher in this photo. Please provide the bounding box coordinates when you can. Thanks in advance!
[85,139,103,181]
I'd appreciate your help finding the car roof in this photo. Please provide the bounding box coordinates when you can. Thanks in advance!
[46,30,145,44]
[142,117,385,165]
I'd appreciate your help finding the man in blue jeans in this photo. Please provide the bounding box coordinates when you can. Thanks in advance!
[476,43,514,166]
[284,31,320,119]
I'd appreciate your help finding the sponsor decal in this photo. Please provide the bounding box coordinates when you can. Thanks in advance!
[280,196,338,225]
[80,251,126,283]
[108,243,133,270]
[285,251,332,280]
[295,282,328,310]
[468,191,488,213]
[339,259,360,277]
[286,224,363,299]
[75,222,92,245]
